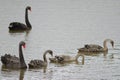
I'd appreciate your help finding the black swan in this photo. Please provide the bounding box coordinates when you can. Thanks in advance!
[8,6,32,31]
[49,53,84,64]
[1,41,27,69]
[28,50,53,68]
[77,39,114,52]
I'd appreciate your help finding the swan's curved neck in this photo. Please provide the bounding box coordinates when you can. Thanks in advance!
[103,39,109,51]
[25,8,31,29]
[19,45,27,68]
[43,52,48,63]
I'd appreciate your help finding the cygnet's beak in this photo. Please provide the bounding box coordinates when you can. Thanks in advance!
[111,41,114,48]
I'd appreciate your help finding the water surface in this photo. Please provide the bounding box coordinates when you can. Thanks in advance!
[0,0,120,80]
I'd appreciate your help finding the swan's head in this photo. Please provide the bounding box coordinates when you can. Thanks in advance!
[110,40,114,48]
[19,41,26,48]
[26,6,31,11]
[46,50,53,57]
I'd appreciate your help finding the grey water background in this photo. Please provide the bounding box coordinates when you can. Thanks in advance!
[0,0,120,80]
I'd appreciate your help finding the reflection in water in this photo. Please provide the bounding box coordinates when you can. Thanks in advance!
[19,69,26,80]
[9,30,31,36]
[0,0,120,79]
[103,52,108,57]
[1,66,26,80]
[28,66,47,73]
[24,30,31,41]
[43,66,47,73]
[8,30,31,41]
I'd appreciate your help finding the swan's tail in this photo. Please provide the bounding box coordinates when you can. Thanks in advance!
[1,54,11,65]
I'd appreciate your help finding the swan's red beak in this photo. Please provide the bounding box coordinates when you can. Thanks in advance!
[23,44,26,48]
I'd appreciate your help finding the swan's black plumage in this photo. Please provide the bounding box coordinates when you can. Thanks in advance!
[28,50,53,68]
[1,41,27,69]
[8,6,32,31]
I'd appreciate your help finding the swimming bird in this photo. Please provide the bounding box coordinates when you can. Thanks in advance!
[1,41,27,69]
[8,6,32,31]
[77,39,114,52]
[49,53,84,64]
[28,50,53,68]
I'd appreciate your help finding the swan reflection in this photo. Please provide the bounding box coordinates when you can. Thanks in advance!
[19,69,26,80]
[1,67,26,80]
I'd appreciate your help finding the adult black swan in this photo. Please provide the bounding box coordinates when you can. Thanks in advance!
[28,50,53,68]
[77,39,114,52]
[8,6,32,31]
[1,41,27,69]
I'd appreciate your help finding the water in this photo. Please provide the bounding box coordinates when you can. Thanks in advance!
[0,0,120,80]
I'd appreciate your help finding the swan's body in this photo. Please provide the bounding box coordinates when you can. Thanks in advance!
[49,54,84,64]
[1,41,27,69]
[8,6,32,31]
[28,50,53,68]
[77,39,114,52]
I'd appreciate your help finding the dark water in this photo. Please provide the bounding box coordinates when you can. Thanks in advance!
[0,0,120,80]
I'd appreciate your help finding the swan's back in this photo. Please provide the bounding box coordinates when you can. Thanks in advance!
[85,44,102,49]
[28,59,46,68]
[9,22,27,31]
[1,54,20,68]
[78,44,103,52]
